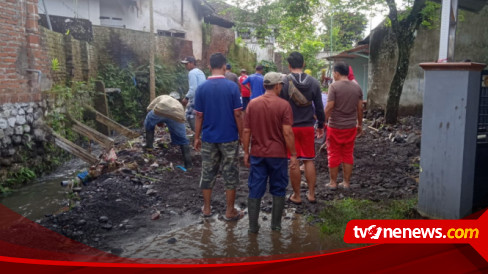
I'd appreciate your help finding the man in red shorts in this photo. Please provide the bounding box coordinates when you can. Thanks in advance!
[325,62,363,189]
[280,52,325,204]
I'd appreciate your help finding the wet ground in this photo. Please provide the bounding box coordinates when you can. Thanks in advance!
[29,115,420,259]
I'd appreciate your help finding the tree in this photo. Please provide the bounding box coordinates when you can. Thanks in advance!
[383,0,427,124]
[229,0,325,73]
[322,11,368,52]
[328,0,442,123]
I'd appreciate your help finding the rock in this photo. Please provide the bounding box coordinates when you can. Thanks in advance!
[26,107,33,114]
[26,114,34,123]
[23,124,30,133]
[262,216,268,221]
[33,128,45,141]
[11,108,17,116]
[14,126,23,135]
[151,211,160,220]
[2,137,12,146]
[167,238,177,244]
[99,216,109,223]
[146,189,158,195]
[16,115,26,125]
[12,135,22,144]
[0,129,4,139]
[18,108,25,115]
[0,157,13,166]
[4,127,13,136]
[33,109,43,120]
[76,219,87,226]
[0,119,7,129]
[8,117,16,127]
[101,223,112,230]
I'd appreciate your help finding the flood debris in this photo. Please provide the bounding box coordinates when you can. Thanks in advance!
[40,116,421,254]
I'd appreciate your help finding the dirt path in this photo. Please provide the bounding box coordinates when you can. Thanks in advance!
[40,116,421,255]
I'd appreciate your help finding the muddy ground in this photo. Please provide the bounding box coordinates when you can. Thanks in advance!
[40,114,422,255]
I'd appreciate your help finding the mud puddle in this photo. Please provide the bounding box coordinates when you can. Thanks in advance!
[121,209,344,259]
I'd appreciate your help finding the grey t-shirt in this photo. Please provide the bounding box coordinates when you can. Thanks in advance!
[327,80,363,129]
[225,71,239,87]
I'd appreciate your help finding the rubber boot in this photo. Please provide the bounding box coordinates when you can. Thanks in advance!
[180,144,192,170]
[271,195,286,231]
[145,130,154,150]
[248,198,261,234]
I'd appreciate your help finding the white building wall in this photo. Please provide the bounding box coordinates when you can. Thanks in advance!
[99,0,203,59]
[39,0,204,59]
[40,0,100,25]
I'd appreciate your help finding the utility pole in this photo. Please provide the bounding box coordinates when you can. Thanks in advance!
[149,0,156,101]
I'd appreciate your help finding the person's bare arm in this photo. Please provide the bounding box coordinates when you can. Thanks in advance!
[283,124,298,169]
[234,109,243,144]
[356,99,363,137]
[242,127,251,168]
[194,112,203,151]
[325,101,335,122]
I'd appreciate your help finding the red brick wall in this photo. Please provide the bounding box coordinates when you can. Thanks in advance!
[0,0,47,104]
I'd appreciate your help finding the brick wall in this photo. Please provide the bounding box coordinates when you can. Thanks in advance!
[0,0,47,104]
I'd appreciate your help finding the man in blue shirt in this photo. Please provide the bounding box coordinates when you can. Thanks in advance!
[242,65,265,99]
[181,56,206,131]
[194,53,244,221]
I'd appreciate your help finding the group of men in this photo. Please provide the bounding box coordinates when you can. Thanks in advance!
[144,51,363,233]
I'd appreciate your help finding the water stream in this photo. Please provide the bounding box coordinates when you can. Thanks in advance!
[1,157,349,259]
[0,157,88,222]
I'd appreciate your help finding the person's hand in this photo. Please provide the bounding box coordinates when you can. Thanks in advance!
[356,125,363,137]
[289,155,298,170]
[194,138,202,152]
[182,98,189,107]
[244,153,250,168]
[316,127,324,139]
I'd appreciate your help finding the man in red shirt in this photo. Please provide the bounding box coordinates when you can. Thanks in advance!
[239,69,251,111]
[243,72,298,233]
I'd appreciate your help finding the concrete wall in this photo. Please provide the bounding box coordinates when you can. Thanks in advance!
[41,0,204,60]
[367,6,488,115]
[41,0,101,25]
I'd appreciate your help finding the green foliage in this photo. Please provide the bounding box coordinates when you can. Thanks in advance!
[318,198,418,239]
[5,167,36,187]
[322,11,368,52]
[51,58,60,71]
[46,81,94,141]
[98,61,188,127]
[231,0,325,72]
[260,60,277,74]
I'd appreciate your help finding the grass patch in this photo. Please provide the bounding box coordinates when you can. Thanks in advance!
[317,198,418,239]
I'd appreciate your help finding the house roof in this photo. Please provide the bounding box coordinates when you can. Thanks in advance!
[432,0,488,13]
[195,0,235,28]
[326,44,370,60]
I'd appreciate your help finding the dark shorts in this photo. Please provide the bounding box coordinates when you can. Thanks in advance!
[200,141,240,190]
[242,97,250,111]
[248,156,289,198]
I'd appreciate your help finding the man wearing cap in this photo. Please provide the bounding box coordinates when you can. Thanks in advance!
[225,63,239,87]
[239,69,251,111]
[181,56,206,131]
[243,72,297,233]
[144,92,192,169]
[242,65,265,100]
[280,51,325,205]
[193,53,244,221]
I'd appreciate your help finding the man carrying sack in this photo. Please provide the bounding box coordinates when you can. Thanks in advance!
[144,92,192,169]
